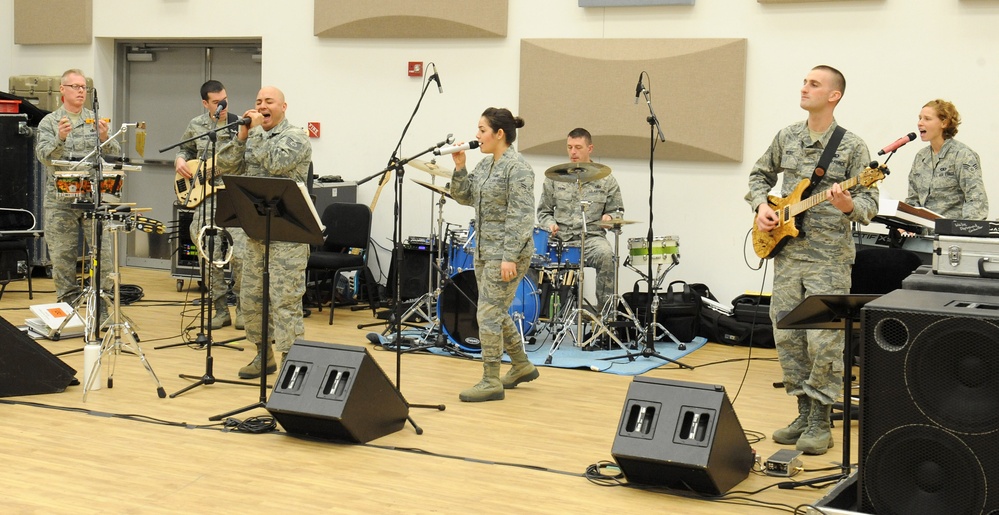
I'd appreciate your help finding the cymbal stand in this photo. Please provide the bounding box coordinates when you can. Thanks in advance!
[83,215,166,400]
[548,184,629,364]
[400,191,447,344]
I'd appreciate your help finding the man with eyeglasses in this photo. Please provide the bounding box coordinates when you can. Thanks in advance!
[35,69,121,310]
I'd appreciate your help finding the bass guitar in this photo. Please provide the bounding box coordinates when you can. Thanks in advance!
[752,163,887,259]
[174,157,223,209]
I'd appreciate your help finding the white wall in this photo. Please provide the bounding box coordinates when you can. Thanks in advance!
[4,0,999,304]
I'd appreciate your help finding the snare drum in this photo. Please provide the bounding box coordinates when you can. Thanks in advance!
[628,235,679,266]
[437,270,539,352]
[530,226,550,268]
[547,241,582,267]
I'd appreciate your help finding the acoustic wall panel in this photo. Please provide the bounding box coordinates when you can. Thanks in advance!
[314,0,508,39]
[519,39,747,162]
[14,0,92,45]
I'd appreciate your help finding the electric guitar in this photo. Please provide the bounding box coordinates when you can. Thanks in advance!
[174,157,224,208]
[752,164,888,259]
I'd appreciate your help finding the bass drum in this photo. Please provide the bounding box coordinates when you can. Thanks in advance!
[437,270,539,352]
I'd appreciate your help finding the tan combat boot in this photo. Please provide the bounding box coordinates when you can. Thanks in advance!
[210,296,232,329]
[459,362,504,402]
[796,400,834,455]
[238,342,277,379]
[772,395,810,445]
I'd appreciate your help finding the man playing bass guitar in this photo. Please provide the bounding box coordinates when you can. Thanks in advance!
[744,65,879,456]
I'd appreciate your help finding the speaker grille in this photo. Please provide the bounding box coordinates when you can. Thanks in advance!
[860,290,999,514]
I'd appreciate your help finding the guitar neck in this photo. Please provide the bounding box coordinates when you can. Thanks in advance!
[789,175,862,217]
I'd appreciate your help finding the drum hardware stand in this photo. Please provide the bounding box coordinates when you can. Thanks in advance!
[597,221,644,347]
[354,70,451,430]
[155,115,255,398]
[602,72,693,369]
[547,194,629,364]
[83,215,166,400]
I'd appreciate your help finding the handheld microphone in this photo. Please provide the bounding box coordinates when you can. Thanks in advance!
[434,141,479,155]
[634,74,643,105]
[877,132,917,156]
[238,116,252,126]
[431,63,443,94]
[214,99,227,118]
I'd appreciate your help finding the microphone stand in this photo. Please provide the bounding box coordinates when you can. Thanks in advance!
[609,73,692,369]
[371,72,449,433]
[155,115,257,396]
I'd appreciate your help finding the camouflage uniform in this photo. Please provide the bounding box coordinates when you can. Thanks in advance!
[35,106,121,302]
[217,118,311,353]
[176,113,246,308]
[537,175,623,308]
[745,120,878,406]
[450,147,536,368]
[905,138,988,220]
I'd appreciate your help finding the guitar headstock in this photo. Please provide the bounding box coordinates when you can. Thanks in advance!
[859,162,889,187]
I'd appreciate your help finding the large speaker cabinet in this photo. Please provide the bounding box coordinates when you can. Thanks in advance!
[859,289,999,515]
[0,315,77,397]
[611,377,754,495]
[265,341,408,444]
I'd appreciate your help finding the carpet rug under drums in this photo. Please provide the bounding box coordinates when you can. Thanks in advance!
[369,331,706,376]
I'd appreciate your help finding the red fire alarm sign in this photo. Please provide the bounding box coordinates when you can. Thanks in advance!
[307,122,320,138]
[408,61,423,77]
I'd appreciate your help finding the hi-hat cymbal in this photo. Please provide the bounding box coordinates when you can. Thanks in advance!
[407,158,453,179]
[596,219,641,229]
[544,162,611,183]
[411,178,452,198]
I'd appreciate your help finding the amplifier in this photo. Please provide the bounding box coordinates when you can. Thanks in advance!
[935,218,999,238]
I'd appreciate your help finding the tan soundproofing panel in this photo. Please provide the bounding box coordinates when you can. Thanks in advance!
[314,0,508,38]
[759,0,872,3]
[14,0,93,45]
[519,39,747,162]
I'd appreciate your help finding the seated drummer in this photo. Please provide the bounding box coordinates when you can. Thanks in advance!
[537,127,623,312]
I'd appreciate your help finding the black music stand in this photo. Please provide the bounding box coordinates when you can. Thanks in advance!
[776,293,879,479]
[209,176,324,421]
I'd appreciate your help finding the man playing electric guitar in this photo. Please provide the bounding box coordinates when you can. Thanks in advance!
[174,80,245,330]
[744,65,879,457]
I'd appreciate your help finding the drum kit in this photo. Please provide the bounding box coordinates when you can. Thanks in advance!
[391,158,684,362]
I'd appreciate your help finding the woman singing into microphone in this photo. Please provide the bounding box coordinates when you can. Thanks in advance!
[449,107,538,402]
[905,99,988,221]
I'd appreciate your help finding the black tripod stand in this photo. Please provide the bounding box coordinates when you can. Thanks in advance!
[155,115,254,397]
[209,175,324,421]
[605,71,692,369]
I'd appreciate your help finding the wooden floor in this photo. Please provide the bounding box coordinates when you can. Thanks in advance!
[0,268,857,514]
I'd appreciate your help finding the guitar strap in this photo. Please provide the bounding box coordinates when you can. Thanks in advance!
[803,125,846,198]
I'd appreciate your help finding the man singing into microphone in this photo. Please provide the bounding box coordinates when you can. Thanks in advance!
[175,80,245,330]
[745,65,878,456]
[217,86,312,379]
[537,128,623,347]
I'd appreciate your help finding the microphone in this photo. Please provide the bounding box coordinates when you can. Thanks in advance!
[434,141,479,156]
[634,74,643,105]
[214,99,227,118]
[238,116,252,126]
[431,63,443,94]
[877,132,917,156]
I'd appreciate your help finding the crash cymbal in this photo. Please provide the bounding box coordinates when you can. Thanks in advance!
[596,219,642,229]
[411,178,452,198]
[544,162,611,183]
[407,158,453,179]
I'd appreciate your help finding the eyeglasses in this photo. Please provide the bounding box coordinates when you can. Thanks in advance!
[61,84,87,91]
